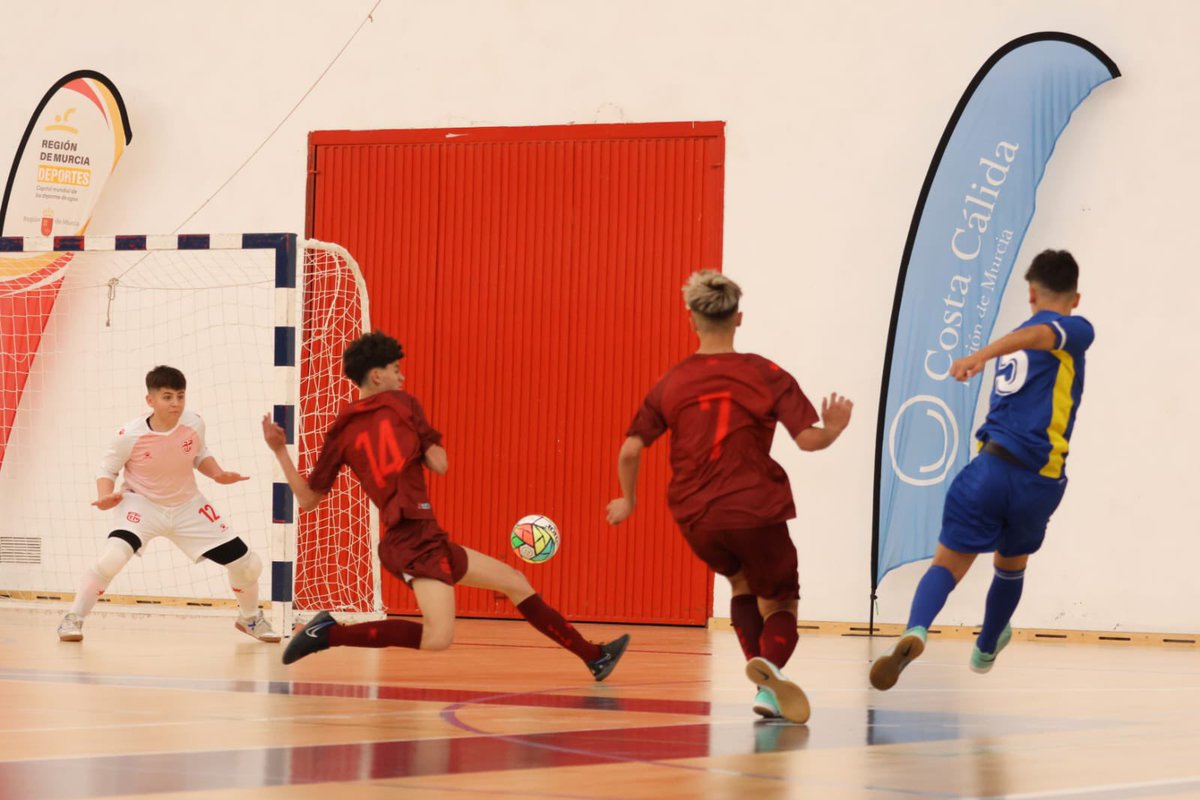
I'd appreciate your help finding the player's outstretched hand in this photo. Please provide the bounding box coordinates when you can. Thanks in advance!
[261,414,286,452]
[950,353,985,381]
[213,471,249,485]
[606,497,634,525]
[821,392,854,433]
[92,492,123,511]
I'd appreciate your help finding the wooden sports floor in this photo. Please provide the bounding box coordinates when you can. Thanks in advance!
[1,608,1198,800]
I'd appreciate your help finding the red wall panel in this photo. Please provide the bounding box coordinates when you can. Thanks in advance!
[308,122,724,624]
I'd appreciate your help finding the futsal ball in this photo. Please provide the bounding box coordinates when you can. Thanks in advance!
[510,514,560,563]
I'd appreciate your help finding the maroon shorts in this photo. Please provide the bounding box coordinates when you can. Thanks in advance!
[680,522,799,601]
[379,518,470,587]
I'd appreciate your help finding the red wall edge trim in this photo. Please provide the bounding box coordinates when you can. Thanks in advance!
[309,121,725,147]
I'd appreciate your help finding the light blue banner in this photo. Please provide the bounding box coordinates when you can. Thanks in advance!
[873,34,1118,588]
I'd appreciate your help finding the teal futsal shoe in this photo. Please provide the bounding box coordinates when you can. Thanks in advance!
[869,626,928,691]
[970,623,1013,674]
[752,686,783,719]
[745,657,810,724]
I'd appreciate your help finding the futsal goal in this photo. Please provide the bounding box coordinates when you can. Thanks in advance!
[0,234,382,633]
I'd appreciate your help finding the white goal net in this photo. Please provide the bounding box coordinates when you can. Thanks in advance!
[0,235,380,628]
[293,240,379,618]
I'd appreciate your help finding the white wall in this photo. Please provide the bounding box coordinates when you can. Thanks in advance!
[2,0,1194,632]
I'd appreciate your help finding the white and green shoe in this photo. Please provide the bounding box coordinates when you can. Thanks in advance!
[869,626,927,691]
[970,623,1012,674]
[745,657,810,724]
[752,686,782,719]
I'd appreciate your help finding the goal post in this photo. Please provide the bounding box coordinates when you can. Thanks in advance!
[0,234,381,631]
[291,239,382,624]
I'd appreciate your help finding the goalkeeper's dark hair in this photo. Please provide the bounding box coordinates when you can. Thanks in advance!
[146,365,186,392]
[343,330,405,386]
[1024,249,1079,294]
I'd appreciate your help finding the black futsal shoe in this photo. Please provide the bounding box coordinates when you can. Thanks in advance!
[282,610,336,665]
[587,633,631,681]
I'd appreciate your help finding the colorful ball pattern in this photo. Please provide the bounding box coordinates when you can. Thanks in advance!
[510,514,560,563]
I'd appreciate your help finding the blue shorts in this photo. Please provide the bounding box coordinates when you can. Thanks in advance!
[939,451,1068,557]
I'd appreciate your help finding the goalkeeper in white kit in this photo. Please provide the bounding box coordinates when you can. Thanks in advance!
[57,365,279,643]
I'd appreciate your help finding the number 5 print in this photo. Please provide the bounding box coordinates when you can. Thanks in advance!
[995,351,1029,395]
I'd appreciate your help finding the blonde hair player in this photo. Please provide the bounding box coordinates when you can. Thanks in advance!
[607,270,853,723]
[57,366,279,643]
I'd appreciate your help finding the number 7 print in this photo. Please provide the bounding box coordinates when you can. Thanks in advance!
[699,391,732,461]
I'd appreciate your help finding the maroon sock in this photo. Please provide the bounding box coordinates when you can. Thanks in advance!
[730,594,763,660]
[517,594,602,663]
[760,611,799,669]
[328,618,423,649]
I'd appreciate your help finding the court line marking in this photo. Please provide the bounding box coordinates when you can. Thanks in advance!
[840,654,1200,679]
[372,782,602,799]
[0,668,711,702]
[0,672,736,762]
[976,774,1200,799]
[866,787,962,799]
[852,685,1200,695]
[438,686,913,794]
[0,671,1135,796]
[452,641,715,657]
[0,719,722,766]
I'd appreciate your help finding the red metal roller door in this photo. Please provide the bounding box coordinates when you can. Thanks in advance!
[308,122,724,625]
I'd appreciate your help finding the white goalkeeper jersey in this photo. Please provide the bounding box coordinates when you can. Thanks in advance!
[98,410,212,507]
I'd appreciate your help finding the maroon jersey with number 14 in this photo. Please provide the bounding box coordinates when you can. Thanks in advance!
[626,352,819,531]
[308,391,443,531]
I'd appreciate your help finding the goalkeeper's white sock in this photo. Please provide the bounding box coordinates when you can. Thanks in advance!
[226,551,263,619]
[70,537,135,617]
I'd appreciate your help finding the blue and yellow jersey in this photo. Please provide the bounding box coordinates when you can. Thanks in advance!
[975,310,1094,479]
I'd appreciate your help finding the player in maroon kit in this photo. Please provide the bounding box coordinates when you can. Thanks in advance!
[606,271,852,723]
[264,331,629,678]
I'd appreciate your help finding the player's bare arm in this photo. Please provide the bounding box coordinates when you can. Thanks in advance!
[606,436,645,525]
[424,444,448,475]
[196,456,249,485]
[260,414,327,512]
[92,477,123,510]
[950,324,1057,381]
[794,392,853,452]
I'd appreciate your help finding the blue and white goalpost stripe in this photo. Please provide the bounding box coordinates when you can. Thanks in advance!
[265,234,298,635]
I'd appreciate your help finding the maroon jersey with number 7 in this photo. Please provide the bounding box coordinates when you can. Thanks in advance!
[308,391,443,530]
[626,352,819,531]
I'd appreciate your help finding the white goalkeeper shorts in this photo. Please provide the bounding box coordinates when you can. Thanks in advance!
[111,491,238,563]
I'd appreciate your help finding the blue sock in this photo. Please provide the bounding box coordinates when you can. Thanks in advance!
[906,564,958,630]
[977,567,1024,653]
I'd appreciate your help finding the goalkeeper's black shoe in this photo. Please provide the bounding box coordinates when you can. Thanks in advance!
[587,633,631,682]
[282,610,336,665]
